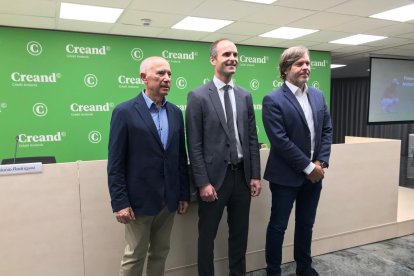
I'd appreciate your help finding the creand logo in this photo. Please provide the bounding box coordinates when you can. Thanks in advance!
[131,48,144,61]
[27,41,42,56]
[176,77,187,89]
[70,102,114,117]
[18,131,65,144]
[84,74,98,87]
[33,103,48,117]
[239,55,269,66]
[272,80,283,88]
[311,60,329,68]
[162,50,197,63]
[118,75,144,88]
[88,130,102,144]
[11,72,61,87]
[250,79,260,91]
[66,44,110,58]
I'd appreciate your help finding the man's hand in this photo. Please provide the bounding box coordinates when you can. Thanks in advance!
[306,164,324,183]
[250,179,261,197]
[114,207,135,224]
[177,201,189,214]
[199,184,218,202]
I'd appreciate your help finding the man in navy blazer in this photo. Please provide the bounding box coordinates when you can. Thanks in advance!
[107,56,190,276]
[262,46,332,276]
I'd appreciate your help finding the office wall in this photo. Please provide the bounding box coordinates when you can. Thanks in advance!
[0,26,331,162]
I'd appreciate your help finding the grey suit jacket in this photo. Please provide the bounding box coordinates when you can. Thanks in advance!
[186,81,260,191]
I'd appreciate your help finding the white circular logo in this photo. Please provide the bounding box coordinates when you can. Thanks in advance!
[250,79,260,91]
[33,103,48,117]
[176,77,187,89]
[84,74,98,87]
[0,102,7,112]
[131,48,144,61]
[312,81,320,89]
[203,78,210,84]
[27,41,42,56]
[88,131,102,144]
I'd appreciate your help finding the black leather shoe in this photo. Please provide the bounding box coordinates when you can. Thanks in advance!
[296,267,319,276]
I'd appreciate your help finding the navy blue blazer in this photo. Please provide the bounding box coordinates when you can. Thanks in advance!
[107,92,189,216]
[262,83,332,187]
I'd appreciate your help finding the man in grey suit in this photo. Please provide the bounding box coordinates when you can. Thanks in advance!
[186,39,261,276]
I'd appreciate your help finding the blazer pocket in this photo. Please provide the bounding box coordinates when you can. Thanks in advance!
[204,155,213,164]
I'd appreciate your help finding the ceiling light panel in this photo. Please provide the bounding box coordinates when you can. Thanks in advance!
[171,16,233,32]
[330,34,387,45]
[60,3,123,23]
[370,3,414,22]
[259,27,319,39]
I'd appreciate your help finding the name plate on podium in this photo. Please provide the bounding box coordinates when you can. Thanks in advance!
[0,162,43,176]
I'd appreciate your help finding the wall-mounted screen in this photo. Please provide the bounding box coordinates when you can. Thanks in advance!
[369,57,414,123]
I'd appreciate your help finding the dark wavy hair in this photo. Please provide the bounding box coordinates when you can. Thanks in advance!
[279,46,309,81]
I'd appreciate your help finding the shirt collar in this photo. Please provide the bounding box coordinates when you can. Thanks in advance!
[286,81,308,96]
[213,76,235,91]
[142,90,167,109]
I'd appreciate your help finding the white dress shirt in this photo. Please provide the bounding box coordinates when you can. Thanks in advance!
[286,81,315,175]
[213,76,243,160]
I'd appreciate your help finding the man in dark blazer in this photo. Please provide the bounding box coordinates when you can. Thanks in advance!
[186,39,261,276]
[107,56,190,276]
[262,46,332,276]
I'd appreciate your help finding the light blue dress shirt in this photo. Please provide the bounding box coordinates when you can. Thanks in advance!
[142,91,169,150]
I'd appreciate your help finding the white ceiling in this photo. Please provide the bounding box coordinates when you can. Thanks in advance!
[1,0,414,78]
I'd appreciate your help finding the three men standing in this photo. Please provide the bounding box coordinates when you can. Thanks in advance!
[107,43,332,276]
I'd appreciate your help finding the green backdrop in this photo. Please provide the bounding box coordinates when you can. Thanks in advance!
[0,26,331,163]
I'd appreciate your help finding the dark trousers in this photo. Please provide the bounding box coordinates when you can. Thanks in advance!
[197,165,251,276]
[265,181,322,276]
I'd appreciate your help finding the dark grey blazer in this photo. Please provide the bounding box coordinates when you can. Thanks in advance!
[186,81,260,191]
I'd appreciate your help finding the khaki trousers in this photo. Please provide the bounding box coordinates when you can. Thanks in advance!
[119,206,175,276]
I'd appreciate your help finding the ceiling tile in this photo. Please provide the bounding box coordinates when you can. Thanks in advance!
[129,0,206,14]
[274,0,348,11]
[240,5,316,25]
[110,23,165,37]
[156,29,209,41]
[0,14,55,29]
[120,10,183,28]
[189,0,264,20]
[200,33,252,44]
[61,0,131,8]
[0,0,56,17]
[57,19,114,34]
[219,21,275,36]
[326,0,414,16]
[289,12,360,30]
[328,18,394,33]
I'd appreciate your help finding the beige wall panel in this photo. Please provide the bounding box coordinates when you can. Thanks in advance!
[78,160,124,276]
[0,162,83,276]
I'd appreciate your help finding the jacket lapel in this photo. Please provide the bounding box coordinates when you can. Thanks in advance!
[234,86,244,145]
[208,82,230,137]
[307,88,319,131]
[165,103,175,151]
[134,92,164,150]
[282,83,309,127]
